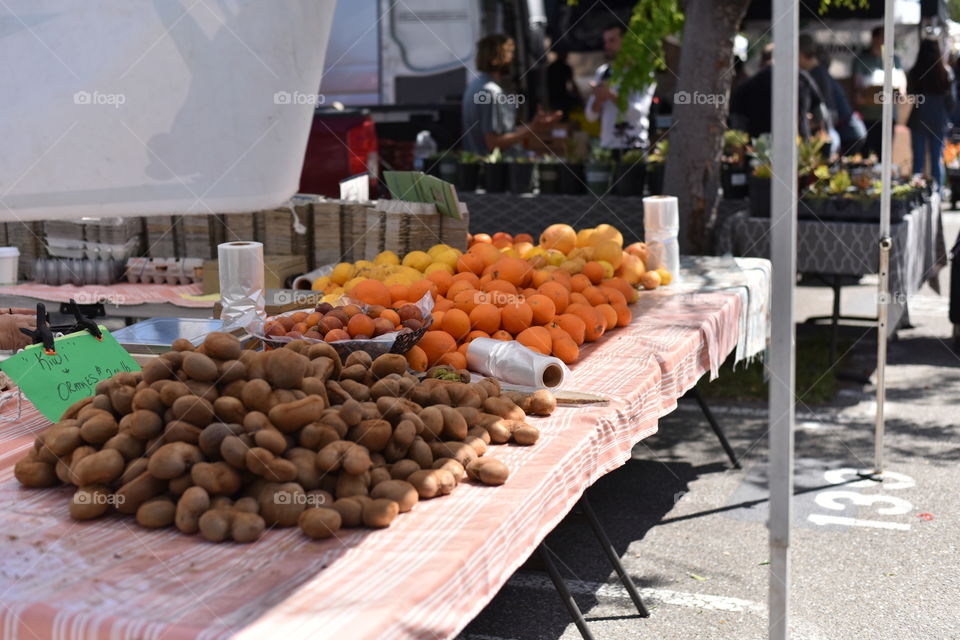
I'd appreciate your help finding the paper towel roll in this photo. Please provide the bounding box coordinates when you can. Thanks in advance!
[218,241,266,332]
[466,338,569,388]
[642,195,680,283]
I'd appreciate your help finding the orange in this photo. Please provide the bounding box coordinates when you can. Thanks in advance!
[456,253,485,275]
[516,326,552,355]
[569,291,590,307]
[405,345,428,371]
[539,223,577,254]
[582,261,605,285]
[491,329,513,341]
[592,240,624,270]
[453,289,480,314]
[546,323,571,346]
[468,242,502,267]
[324,328,350,342]
[492,237,513,249]
[487,256,533,287]
[426,269,453,295]
[351,279,391,307]
[578,308,606,342]
[526,294,557,325]
[347,314,375,338]
[552,336,579,364]
[602,277,635,302]
[457,342,471,357]
[433,297,454,312]
[469,303,501,333]
[437,351,467,370]
[446,279,476,300]
[440,308,470,340]
[514,233,534,244]
[472,233,493,244]
[407,279,438,303]
[596,303,617,330]
[501,302,533,335]
[466,329,490,342]
[641,270,662,290]
[570,274,592,292]
[612,303,632,327]
[379,308,401,327]
[388,284,410,304]
[418,331,457,366]
[599,286,627,307]
[538,281,569,314]
[428,310,445,331]
[492,231,513,244]
[451,271,481,286]
[531,269,554,288]
[482,278,518,298]
[581,286,607,307]
[556,313,586,345]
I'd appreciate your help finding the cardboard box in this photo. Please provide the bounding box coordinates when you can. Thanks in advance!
[202,254,307,294]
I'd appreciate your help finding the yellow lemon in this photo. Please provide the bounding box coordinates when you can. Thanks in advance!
[433,248,460,268]
[499,247,520,258]
[344,276,368,294]
[545,249,566,266]
[311,275,334,292]
[597,260,615,279]
[374,250,400,266]
[402,250,432,272]
[523,246,546,260]
[428,243,452,259]
[425,262,454,275]
[330,262,356,285]
[656,267,672,286]
[355,259,374,270]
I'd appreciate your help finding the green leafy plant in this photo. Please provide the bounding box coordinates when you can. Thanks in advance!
[828,169,851,195]
[588,145,614,166]
[460,151,483,164]
[647,139,668,164]
[485,148,503,164]
[797,136,827,179]
[722,129,751,163]
[609,0,684,112]
[749,134,772,178]
[621,148,646,164]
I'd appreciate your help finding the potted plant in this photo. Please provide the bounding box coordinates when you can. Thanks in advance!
[506,155,535,194]
[721,130,751,199]
[645,140,667,195]
[482,148,508,193]
[748,135,772,217]
[455,151,482,192]
[613,148,646,196]
[585,146,614,197]
[799,165,832,220]
[537,155,562,195]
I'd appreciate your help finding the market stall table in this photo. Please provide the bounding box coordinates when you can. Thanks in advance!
[0,265,760,640]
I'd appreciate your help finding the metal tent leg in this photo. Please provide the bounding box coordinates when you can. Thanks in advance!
[692,388,741,468]
[579,496,650,618]
[537,543,596,640]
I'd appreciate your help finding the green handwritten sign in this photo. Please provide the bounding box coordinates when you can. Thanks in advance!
[0,326,141,421]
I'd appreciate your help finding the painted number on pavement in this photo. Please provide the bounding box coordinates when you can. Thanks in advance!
[807,468,915,531]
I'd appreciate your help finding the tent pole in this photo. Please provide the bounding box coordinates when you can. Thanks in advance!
[863,0,896,481]
[768,0,798,637]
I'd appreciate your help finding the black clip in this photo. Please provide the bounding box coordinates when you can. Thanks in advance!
[19,303,56,355]
[65,299,103,341]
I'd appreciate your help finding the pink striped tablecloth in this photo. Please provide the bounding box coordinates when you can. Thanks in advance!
[0,283,212,308]
[0,289,743,640]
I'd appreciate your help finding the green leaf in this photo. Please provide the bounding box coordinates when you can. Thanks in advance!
[689,573,708,581]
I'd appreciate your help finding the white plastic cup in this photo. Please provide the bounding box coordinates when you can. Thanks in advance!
[0,247,19,284]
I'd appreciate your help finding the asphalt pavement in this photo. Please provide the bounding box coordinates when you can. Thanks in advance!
[458,211,960,640]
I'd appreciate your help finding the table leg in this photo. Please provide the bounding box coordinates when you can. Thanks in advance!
[578,495,650,618]
[691,388,741,468]
[537,543,597,640]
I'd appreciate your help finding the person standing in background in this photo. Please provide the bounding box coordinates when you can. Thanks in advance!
[799,34,866,155]
[585,24,655,149]
[853,26,904,156]
[907,38,955,190]
[461,35,561,155]
[546,48,583,118]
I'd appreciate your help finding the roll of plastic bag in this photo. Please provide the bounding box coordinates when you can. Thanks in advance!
[466,338,569,388]
[218,241,266,333]
[643,195,680,283]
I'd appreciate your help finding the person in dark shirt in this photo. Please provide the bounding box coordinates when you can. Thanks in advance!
[546,48,582,117]
[907,38,955,189]
[729,55,825,140]
[799,34,866,155]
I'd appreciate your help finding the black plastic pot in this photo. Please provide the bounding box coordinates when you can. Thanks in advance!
[798,197,827,220]
[456,163,481,191]
[585,162,613,197]
[538,164,561,194]
[721,163,750,199]
[613,162,646,196]
[507,163,535,194]
[747,175,771,217]
[438,159,458,184]
[483,163,508,193]
[645,163,664,195]
[559,163,585,194]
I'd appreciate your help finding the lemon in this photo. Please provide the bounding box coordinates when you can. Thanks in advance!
[330,262,356,285]
[427,243,452,259]
[321,292,342,304]
[597,260,615,279]
[311,275,334,292]
[545,249,566,266]
[383,272,408,286]
[433,248,460,268]
[656,267,672,285]
[402,250,432,272]
[523,246,546,260]
[499,248,520,258]
[374,250,400,266]
[343,276,366,294]
[355,259,374,270]
[425,262,454,275]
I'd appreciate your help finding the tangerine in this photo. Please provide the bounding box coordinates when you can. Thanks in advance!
[517,326,552,355]
[469,303,501,333]
[526,294,557,325]
[556,313,586,345]
[501,302,533,334]
[405,345,428,371]
[418,331,457,366]
[440,308,471,340]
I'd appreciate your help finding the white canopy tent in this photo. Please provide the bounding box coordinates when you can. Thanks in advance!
[767,0,894,635]
[0,0,336,222]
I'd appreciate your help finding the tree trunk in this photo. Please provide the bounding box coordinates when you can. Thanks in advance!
[663,0,750,254]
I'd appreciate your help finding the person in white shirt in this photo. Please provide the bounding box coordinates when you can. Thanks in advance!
[585,24,656,149]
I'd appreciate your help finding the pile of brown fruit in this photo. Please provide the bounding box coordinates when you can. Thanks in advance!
[14,332,554,543]
[263,301,426,342]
